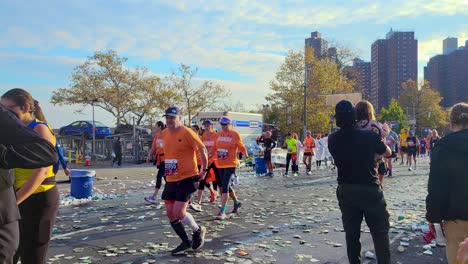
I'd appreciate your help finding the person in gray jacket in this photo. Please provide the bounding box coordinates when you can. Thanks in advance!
[0,102,57,264]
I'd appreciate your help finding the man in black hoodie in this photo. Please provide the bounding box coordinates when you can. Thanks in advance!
[328,100,392,264]
[0,103,58,264]
[426,102,468,264]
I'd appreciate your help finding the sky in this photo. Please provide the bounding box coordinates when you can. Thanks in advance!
[1,0,467,128]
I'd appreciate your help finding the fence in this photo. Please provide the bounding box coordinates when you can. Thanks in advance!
[58,133,153,164]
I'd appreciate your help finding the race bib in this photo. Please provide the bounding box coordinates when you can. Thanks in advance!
[203,140,214,146]
[287,147,292,152]
[386,140,392,146]
[408,141,415,147]
[156,139,164,148]
[217,149,229,160]
[165,159,178,176]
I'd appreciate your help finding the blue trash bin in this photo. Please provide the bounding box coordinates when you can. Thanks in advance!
[70,169,95,199]
[255,157,267,175]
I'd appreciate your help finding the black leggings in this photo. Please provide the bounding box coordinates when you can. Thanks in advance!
[155,161,166,189]
[286,153,298,173]
[14,186,59,264]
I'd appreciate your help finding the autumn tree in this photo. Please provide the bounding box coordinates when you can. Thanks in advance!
[379,98,407,131]
[51,50,174,126]
[398,80,447,132]
[130,76,180,125]
[167,64,230,122]
[266,49,356,135]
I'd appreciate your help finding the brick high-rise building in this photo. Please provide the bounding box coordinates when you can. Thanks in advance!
[305,31,328,60]
[443,37,458,55]
[425,40,468,107]
[370,30,418,110]
[344,58,371,99]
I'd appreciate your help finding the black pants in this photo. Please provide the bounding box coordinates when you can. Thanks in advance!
[14,186,59,264]
[0,221,19,264]
[285,153,298,173]
[113,152,122,166]
[155,161,166,189]
[336,184,390,264]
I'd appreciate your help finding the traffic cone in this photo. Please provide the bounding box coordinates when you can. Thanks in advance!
[84,155,91,166]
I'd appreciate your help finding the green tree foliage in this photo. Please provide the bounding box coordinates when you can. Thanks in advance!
[266,49,356,135]
[51,50,177,125]
[51,51,228,126]
[167,64,230,122]
[398,80,447,132]
[379,99,407,131]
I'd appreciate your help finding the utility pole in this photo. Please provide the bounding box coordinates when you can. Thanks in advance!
[303,60,308,139]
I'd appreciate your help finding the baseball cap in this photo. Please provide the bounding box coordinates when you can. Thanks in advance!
[409,130,415,135]
[163,106,181,117]
[202,120,213,126]
[219,116,231,125]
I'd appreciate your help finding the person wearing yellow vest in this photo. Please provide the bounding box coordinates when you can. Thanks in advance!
[303,131,316,175]
[1,89,59,264]
[399,128,409,165]
[283,133,298,176]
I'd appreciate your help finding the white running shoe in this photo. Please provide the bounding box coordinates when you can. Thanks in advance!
[189,203,203,212]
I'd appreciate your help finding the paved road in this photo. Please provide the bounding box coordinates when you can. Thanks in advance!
[49,157,448,263]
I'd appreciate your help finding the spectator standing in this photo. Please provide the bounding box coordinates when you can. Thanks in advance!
[112,137,122,167]
[263,131,276,176]
[328,100,392,264]
[0,102,58,264]
[426,103,468,264]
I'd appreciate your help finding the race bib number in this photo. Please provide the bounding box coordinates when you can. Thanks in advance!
[203,140,214,147]
[408,141,415,147]
[217,149,229,160]
[287,147,292,152]
[165,159,178,176]
[156,139,164,148]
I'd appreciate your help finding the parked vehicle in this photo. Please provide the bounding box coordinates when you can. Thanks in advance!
[114,124,151,135]
[58,120,112,138]
[192,111,263,146]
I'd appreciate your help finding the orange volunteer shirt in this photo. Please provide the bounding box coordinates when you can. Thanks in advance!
[202,131,218,165]
[304,136,315,153]
[151,133,165,163]
[161,126,205,182]
[215,130,247,168]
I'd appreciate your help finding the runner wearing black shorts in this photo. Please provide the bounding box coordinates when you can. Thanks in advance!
[160,106,208,255]
[406,131,418,171]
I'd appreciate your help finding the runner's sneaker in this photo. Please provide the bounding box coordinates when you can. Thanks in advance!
[189,203,203,212]
[283,173,288,177]
[232,202,242,214]
[408,167,413,171]
[192,226,207,250]
[306,171,312,175]
[144,196,158,204]
[293,172,298,177]
[215,212,227,220]
[171,241,192,255]
[209,191,217,203]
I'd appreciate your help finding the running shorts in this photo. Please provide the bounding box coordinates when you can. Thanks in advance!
[264,151,272,161]
[161,176,198,202]
[303,152,313,157]
[407,148,417,157]
[400,146,407,153]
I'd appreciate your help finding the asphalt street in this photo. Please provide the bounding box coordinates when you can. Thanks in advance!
[48,156,448,264]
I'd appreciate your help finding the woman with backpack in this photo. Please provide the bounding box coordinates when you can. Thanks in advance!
[1,88,59,264]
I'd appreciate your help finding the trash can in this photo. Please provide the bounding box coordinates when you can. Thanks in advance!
[254,157,267,175]
[70,169,95,199]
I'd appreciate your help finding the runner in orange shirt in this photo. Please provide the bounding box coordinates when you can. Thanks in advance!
[214,116,248,220]
[160,107,208,255]
[145,121,166,204]
[189,124,217,212]
[303,130,316,175]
